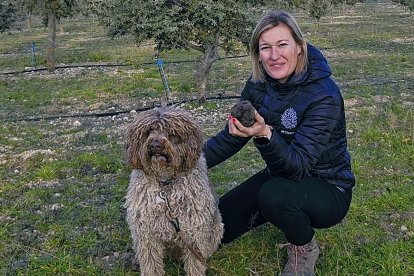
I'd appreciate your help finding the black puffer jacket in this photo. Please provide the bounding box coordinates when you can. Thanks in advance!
[203,44,355,189]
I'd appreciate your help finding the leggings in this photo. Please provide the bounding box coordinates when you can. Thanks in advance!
[218,169,352,246]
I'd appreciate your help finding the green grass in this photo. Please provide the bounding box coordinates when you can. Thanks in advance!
[0,0,413,275]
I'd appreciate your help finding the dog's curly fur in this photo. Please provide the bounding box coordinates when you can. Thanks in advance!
[124,106,223,276]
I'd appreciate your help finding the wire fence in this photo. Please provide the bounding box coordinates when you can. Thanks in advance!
[0,52,250,75]
[0,47,250,122]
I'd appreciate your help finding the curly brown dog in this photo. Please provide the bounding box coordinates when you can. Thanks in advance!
[124,106,223,276]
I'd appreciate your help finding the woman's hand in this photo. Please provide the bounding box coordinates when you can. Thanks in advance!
[228,111,272,139]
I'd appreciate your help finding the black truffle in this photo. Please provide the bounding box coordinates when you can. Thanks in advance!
[230,100,256,127]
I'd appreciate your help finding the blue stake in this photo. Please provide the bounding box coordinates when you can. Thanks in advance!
[156,59,171,104]
[31,42,36,68]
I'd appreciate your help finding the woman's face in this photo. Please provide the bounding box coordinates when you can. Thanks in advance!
[258,24,302,83]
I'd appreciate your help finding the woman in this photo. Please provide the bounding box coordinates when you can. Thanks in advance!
[203,11,355,275]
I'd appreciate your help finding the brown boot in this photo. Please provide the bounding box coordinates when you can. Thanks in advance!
[280,237,320,276]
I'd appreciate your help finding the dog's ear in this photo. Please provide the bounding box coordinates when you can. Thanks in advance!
[177,113,204,171]
[184,128,203,170]
[125,108,163,169]
[124,111,153,169]
[124,124,141,169]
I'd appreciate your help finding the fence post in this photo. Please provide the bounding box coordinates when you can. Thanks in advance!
[156,59,172,104]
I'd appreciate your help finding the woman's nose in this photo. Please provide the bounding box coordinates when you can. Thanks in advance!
[270,47,279,60]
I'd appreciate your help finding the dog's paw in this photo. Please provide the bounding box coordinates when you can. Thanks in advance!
[230,100,256,127]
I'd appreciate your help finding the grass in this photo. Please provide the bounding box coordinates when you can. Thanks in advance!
[0,0,413,275]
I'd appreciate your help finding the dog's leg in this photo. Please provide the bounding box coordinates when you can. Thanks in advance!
[136,239,166,276]
[182,247,207,276]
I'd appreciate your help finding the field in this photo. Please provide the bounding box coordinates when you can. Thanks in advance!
[0,0,413,275]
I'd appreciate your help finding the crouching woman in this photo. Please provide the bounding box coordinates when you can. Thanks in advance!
[203,10,355,275]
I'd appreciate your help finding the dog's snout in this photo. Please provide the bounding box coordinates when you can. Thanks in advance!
[150,140,162,151]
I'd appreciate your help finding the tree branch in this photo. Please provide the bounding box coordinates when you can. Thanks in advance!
[188,42,204,53]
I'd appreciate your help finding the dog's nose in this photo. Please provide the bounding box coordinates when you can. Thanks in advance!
[150,140,162,151]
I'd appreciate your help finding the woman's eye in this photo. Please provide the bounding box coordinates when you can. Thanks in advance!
[279,43,288,47]
[260,46,270,51]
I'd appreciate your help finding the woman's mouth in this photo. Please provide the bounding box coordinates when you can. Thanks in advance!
[270,62,285,68]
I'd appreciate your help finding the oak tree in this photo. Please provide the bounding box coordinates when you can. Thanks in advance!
[19,0,78,70]
[90,0,261,100]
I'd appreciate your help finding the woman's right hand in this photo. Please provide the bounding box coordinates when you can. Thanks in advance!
[228,112,272,139]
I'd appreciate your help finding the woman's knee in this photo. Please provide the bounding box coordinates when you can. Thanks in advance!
[257,179,290,217]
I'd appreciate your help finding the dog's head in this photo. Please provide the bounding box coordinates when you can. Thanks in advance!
[125,107,203,179]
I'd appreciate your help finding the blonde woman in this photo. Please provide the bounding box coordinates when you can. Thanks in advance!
[204,11,355,275]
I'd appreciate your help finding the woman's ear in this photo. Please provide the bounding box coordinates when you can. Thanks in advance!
[297,44,302,55]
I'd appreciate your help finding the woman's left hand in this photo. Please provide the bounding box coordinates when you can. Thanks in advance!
[229,111,272,139]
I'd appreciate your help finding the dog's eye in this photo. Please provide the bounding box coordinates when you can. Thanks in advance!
[145,127,154,136]
[169,135,181,144]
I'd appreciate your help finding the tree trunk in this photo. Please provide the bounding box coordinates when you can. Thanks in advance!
[47,10,57,71]
[194,38,219,103]
[27,12,32,29]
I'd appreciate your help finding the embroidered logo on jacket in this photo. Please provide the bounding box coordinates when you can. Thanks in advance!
[281,108,297,131]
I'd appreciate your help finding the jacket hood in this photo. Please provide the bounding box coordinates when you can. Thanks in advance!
[306,43,332,83]
[265,43,332,87]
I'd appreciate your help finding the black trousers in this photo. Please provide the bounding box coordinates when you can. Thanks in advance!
[218,169,352,246]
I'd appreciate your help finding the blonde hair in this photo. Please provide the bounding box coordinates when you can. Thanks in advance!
[250,11,308,82]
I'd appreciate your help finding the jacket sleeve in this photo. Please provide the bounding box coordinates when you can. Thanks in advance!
[255,88,342,180]
[203,80,260,169]
[203,124,250,169]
